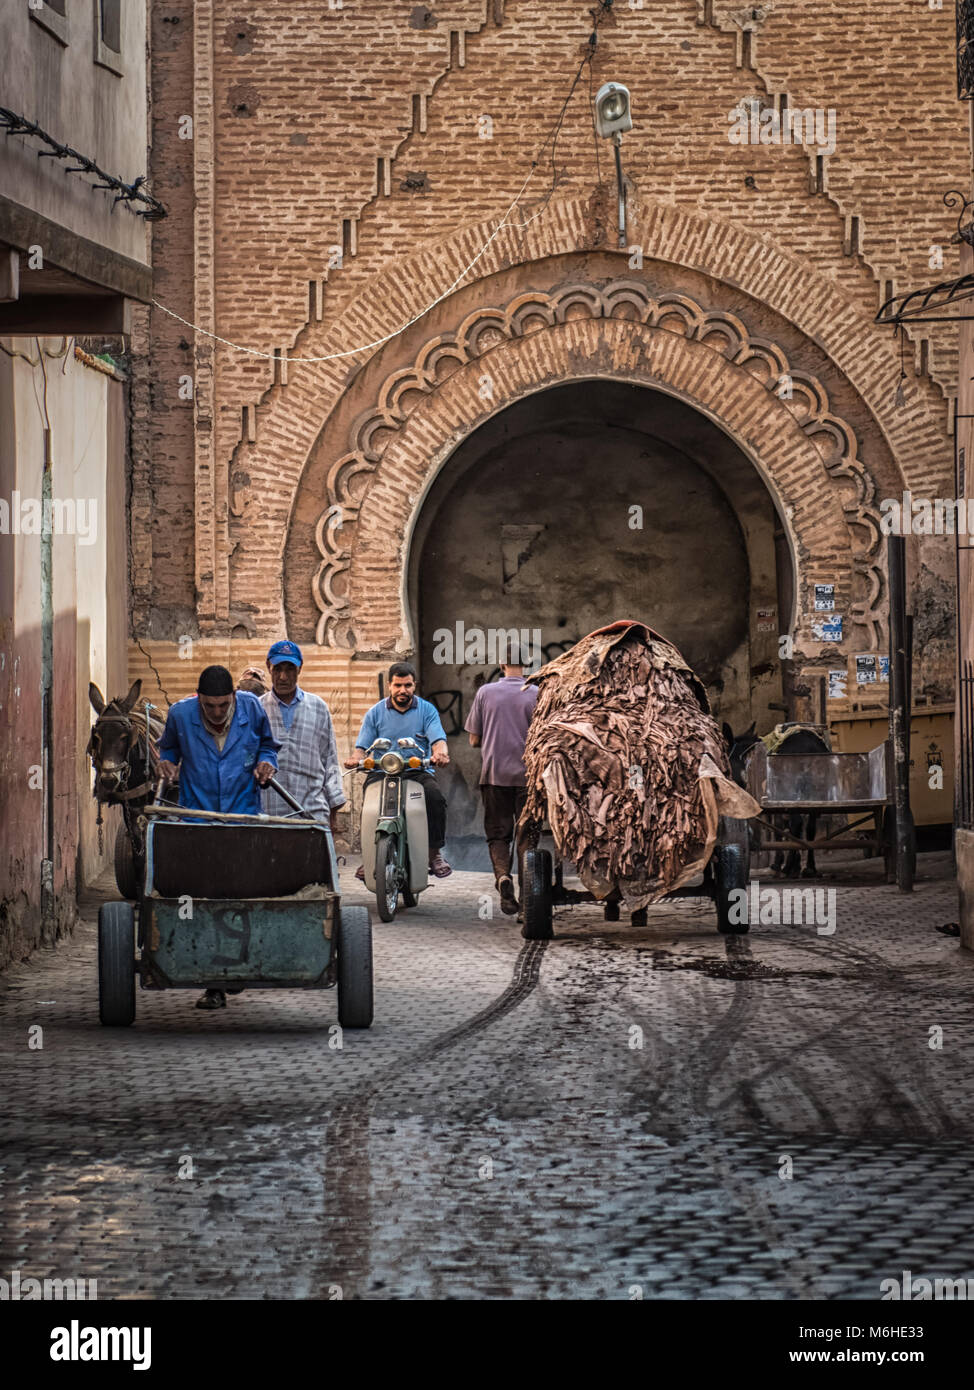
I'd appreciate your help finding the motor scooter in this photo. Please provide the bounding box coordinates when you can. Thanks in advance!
[354,737,431,921]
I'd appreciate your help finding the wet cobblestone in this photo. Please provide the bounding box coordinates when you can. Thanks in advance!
[1,854,973,1299]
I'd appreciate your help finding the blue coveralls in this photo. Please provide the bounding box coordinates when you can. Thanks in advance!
[158,691,280,814]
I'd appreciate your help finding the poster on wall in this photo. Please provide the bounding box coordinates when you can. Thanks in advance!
[814,584,835,611]
[856,655,878,684]
[879,655,890,683]
[814,615,843,642]
[756,607,776,632]
[828,668,847,700]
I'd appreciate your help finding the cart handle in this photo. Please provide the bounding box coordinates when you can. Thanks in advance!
[264,775,314,820]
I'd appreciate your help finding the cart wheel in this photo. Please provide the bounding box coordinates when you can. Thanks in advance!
[98,902,136,1026]
[715,816,751,935]
[374,835,399,923]
[604,902,620,922]
[521,849,553,940]
[630,907,647,927]
[114,825,139,901]
[337,905,373,1028]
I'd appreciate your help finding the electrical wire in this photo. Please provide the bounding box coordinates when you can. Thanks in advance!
[151,0,617,365]
[153,164,537,363]
[588,48,604,190]
[0,342,39,365]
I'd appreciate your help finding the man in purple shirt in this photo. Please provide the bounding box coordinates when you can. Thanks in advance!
[465,648,539,915]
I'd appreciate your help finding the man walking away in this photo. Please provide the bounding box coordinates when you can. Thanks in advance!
[465,646,538,915]
[259,640,345,833]
[158,664,279,1009]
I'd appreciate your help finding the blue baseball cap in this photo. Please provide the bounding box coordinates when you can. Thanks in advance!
[266,639,303,668]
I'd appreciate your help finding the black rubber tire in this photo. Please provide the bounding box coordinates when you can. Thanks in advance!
[604,902,620,922]
[98,902,136,1026]
[400,857,418,909]
[114,824,139,901]
[374,835,399,923]
[337,905,373,1028]
[521,849,553,940]
[715,815,751,935]
[630,907,648,927]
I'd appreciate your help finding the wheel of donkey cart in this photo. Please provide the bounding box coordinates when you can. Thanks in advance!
[98,902,136,1026]
[113,824,139,901]
[337,905,374,1028]
[714,816,751,935]
[521,849,553,940]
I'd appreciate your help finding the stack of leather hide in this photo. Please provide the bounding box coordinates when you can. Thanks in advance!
[519,621,760,909]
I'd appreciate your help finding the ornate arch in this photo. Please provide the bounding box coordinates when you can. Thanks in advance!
[305,280,885,655]
[228,199,950,636]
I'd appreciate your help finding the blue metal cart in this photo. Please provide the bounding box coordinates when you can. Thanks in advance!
[97,780,372,1029]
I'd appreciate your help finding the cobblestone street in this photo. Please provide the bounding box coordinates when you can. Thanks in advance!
[1,852,972,1301]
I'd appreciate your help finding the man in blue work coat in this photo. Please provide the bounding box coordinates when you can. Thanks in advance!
[158,663,280,1009]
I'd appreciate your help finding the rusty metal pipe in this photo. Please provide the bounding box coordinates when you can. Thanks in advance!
[143,803,323,828]
[888,533,915,891]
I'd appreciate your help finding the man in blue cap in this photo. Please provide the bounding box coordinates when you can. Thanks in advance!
[259,639,346,831]
[158,663,280,1010]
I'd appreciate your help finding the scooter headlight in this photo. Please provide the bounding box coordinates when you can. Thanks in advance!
[380,752,405,774]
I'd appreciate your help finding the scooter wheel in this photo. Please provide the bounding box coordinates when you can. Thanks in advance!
[375,834,400,922]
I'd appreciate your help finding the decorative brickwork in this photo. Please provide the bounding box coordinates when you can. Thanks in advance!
[305,279,886,659]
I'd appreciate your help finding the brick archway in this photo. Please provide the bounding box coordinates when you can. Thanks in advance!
[296,283,885,666]
[227,200,949,638]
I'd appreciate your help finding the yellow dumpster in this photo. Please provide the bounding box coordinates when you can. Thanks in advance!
[828,706,953,827]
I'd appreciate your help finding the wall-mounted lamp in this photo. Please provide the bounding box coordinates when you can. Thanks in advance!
[595,81,632,248]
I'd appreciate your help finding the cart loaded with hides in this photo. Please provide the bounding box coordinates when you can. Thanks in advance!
[517,621,761,939]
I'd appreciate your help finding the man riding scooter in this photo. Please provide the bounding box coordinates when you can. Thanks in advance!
[345,662,453,879]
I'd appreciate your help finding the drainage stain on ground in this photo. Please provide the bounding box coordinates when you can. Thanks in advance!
[649,949,836,982]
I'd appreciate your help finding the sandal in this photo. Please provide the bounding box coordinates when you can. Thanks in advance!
[195,989,227,1010]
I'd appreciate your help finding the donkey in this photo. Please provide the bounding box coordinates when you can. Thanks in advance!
[87,679,168,897]
[765,724,831,879]
[723,720,760,789]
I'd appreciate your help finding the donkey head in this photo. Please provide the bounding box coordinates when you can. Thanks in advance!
[87,679,144,800]
[722,720,759,788]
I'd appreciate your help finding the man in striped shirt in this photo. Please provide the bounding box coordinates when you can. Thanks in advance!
[259,640,345,829]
